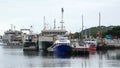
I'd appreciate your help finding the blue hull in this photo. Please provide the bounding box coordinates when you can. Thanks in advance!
[54,45,72,58]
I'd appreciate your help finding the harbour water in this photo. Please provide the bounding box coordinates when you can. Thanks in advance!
[0,45,120,68]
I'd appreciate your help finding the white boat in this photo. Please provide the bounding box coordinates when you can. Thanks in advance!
[72,40,96,54]
[72,41,89,52]
[2,29,23,46]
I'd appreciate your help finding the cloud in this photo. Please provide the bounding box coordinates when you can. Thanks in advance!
[0,0,120,34]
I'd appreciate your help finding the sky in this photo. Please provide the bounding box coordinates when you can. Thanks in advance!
[0,0,120,35]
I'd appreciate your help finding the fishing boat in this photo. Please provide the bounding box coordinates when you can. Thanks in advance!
[73,14,96,54]
[72,41,89,54]
[47,37,72,58]
[83,39,97,53]
[47,37,72,51]
[71,39,97,55]
[2,29,23,46]
[23,34,39,51]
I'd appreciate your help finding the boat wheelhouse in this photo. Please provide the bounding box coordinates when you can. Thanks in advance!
[39,29,68,51]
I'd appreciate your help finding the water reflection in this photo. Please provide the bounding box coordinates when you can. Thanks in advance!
[54,52,71,58]
[107,50,120,60]
[41,51,72,59]
[42,58,71,67]
[23,51,39,56]
[72,52,90,58]
[106,50,120,67]
[0,46,120,68]
[3,45,22,49]
[97,50,107,55]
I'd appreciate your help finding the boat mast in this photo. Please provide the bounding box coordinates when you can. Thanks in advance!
[60,8,64,30]
[99,12,101,38]
[99,12,101,29]
[98,12,103,43]
[81,14,84,39]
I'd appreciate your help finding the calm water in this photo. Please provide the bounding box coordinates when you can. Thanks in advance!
[0,45,120,68]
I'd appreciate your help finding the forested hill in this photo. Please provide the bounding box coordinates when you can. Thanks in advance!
[82,25,114,34]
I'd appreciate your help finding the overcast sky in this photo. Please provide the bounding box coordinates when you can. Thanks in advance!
[0,0,120,35]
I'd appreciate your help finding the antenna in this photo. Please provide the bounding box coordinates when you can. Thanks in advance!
[43,16,46,30]
[82,14,84,32]
[54,19,56,29]
[60,8,64,30]
[11,24,13,31]
[30,25,33,34]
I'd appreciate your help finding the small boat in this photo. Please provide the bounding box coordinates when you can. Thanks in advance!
[83,40,107,52]
[47,37,72,57]
[83,40,97,54]
[72,41,89,54]
[72,39,97,55]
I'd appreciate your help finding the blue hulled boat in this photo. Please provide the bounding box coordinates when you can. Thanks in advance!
[47,37,72,58]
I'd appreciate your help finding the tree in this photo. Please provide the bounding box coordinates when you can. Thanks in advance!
[73,32,80,39]
[90,28,99,38]
[104,26,120,38]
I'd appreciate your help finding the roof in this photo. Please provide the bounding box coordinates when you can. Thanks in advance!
[41,29,67,33]
[55,39,70,44]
